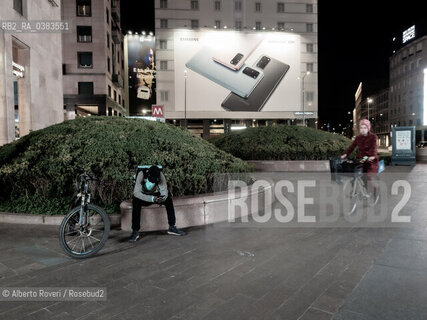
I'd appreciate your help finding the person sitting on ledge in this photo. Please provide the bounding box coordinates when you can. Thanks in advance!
[129,165,186,242]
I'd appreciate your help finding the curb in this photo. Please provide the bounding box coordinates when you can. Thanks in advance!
[0,212,121,226]
[247,160,330,172]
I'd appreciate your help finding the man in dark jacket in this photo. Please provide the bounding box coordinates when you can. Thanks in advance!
[129,166,185,242]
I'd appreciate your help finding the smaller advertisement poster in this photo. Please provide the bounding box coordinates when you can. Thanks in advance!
[395,130,411,150]
[127,35,156,116]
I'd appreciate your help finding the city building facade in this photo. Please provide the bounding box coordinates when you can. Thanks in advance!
[0,0,64,146]
[154,0,318,138]
[62,0,126,119]
[389,24,427,144]
[353,83,390,147]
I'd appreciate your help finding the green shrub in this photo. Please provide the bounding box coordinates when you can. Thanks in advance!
[210,126,353,160]
[0,117,252,215]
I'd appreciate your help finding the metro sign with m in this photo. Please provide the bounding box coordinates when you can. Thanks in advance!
[152,105,164,118]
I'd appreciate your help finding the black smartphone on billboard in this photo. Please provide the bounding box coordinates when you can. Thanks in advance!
[221,55,290,112]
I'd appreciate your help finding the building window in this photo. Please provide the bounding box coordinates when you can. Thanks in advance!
[108,85,111,97]
[191,0,199,10]
[214,0,221,11]
[235,1,242,11]
[215,20,221,29]
[160,60,168,70]
[235,20,242,30]
[113,90,117,102]
[191,19,199,29]
[160,19,168,28]
[76,0,91,17]
[255,22,262,30]
[106,8,109,24]
[306,23,313,32]
[277,22,285,30]
[160,91,169,101]
[78,82,94,95]
[107,32,110,48]
[13,0,23,15]
[255,2,261,12]
[107,57,110,73]
[159,40,167,49]
[306,4,313,13]
[306,43,313,52]
[160,0,167,8]
[119,94,121,105]
[277,2,285,13]
[77,26,92,42]
[306,63,314,72]
[78,52,93,68]
[108,107,112,116]
[305,91,314,102]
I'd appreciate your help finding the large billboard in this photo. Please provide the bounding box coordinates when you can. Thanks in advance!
[174,30,301,115]
[127,35,156,116]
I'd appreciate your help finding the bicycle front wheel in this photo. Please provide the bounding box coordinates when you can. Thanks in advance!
[59,204,110,259]
[341,177,359,215]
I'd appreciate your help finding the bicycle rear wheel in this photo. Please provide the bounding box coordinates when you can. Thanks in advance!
[59,204,110,259]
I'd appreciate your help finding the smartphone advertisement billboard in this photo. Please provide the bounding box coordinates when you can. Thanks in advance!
[127,35,156,116]
[174,30,301,115]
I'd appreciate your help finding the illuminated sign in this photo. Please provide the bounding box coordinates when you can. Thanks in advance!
[424,68,427,126]
[173,30,301,115]
[402,25,415,43]
[12,61,24,78]
[152,105,164,118]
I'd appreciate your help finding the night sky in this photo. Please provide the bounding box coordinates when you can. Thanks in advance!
[121,0,426,129]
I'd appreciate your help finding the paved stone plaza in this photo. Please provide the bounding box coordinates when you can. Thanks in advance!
[1,165,427,319]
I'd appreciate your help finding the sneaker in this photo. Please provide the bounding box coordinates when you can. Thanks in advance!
[128,231,140,242]
[167,226,186,236]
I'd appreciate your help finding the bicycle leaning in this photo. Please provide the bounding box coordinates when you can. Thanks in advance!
[59,171,110,259]
[330,157,382,215]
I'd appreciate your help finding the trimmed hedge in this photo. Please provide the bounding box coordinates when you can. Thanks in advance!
[210,125,353,160]
[0,117,252,215]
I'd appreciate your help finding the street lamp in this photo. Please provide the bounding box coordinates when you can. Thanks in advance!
[302,71,311,126]
[367,97,373,120]
[184,70,187,128]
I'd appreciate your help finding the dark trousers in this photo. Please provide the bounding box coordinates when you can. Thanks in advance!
[131,195,176,232]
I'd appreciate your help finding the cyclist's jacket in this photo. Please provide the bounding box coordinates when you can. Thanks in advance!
[133,171,168,202]
[345,131,379,173]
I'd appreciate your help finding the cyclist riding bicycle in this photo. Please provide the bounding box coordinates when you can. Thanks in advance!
[340,119,379,195]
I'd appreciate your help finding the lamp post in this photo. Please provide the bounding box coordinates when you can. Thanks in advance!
[367,97,373,120]
[184,69,187,128]
[302,71,310,126]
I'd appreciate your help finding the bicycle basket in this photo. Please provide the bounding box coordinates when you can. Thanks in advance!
[330,158,361,183]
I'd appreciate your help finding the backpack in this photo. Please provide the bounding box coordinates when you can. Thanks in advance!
[133,165,163,184]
